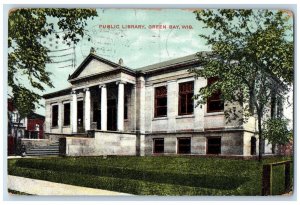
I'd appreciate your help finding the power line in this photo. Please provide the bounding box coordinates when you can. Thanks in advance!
[48,47,74,53]
[50,59,73,64]
[49,53,73,58]
[58,64,73,68]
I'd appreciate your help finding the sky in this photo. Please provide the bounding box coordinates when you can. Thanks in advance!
[11,8,293,126]
[35,9,211,114]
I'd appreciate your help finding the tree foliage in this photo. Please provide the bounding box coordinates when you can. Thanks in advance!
[8,8,97,124]
[191,9,293,160]
[262,118,292,145]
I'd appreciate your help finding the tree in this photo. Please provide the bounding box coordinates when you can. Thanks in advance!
[8,9,97,151]
[8,10,98,113]
[191,9,293,161]
[262,118,292,146]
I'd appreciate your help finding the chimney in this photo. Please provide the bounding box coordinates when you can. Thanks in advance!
[90,47,96,54]
[118,58,124,66]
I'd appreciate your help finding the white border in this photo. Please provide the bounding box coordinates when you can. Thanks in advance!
[1,2,298,204]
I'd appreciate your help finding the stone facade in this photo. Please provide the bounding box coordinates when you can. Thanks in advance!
[43,52,271,157]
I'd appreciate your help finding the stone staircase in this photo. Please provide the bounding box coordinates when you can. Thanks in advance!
[25,141,60,156]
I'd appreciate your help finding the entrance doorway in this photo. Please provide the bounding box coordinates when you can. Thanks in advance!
[107,99,117,131]
[77,100,84,132]
[93,101,101,129]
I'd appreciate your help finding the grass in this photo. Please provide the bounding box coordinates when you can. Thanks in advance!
[271,165,286,195]
[8,156,293,196]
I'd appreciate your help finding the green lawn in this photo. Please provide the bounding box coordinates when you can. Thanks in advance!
[8,156,293,196]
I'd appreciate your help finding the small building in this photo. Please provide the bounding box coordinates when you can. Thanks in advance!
[24,113,45,139]
[8,99,45,155]
[43,51,275,157]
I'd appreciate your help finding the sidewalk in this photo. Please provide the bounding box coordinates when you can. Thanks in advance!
[8,175,132,196]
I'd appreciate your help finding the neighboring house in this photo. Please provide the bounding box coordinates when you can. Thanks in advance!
[8,99,26,155]
[25,113,45,139]
[43,50,277,157]
[8,99,26,138]
[8,99,45,155]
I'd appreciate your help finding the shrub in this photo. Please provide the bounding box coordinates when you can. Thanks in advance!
[8,165,236,195]
[15,159,248,190]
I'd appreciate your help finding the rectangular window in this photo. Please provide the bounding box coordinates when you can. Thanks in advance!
[52,104,59,127]
[179,81,194,115]
[63,103,70,126]
[207,137,221,154]
[153,138,164,153]
[177,138,191,154]
[124,96,128,119]
[155,86,167,117]
[207,78,224,113]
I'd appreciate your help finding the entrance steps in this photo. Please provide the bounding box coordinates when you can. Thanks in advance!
[26,141,59,156]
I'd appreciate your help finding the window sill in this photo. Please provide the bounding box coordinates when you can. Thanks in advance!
[51,126,59,129]
[176,114,194,119]
[152,116,168,121]
[62,125,70,128]
[205,112,224,116]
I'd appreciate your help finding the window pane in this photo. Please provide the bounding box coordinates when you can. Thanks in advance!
[207,78,224,113]
[153,138,164,153]
[178,138,191,154]
[179,82,194,115]
[64,103,70,126]
[155,86,167,97]
[180,95,186,113]
[155,86,167,117]
[157,98,167,107]
[156,107,167,117]
[52,105,58,127]
[187,93,194,114]
[207,137,221,154]
[208,100,224,112]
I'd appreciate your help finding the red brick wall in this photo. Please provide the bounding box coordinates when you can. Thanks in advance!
[27,118,44,139]
[8,135,15,155]
[277,141,294,156]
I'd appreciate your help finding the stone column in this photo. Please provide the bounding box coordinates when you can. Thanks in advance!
[84,87,91,131]
[100,84,107,131]
[72,90,78,133]
[138,77,146,133]
[58,102,63,133]
[117,81,125,131]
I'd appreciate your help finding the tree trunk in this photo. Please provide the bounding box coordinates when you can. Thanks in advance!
[258,111,264,162]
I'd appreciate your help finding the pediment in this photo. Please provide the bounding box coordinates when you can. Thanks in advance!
[69,54,120,80]
[77,58,115,78]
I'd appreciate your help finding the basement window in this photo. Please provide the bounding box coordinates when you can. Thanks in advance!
[207,137,221,154]
[52,104,59,127]
[177,138,191,154]
[153,138,164,154]
[63,103,70,126]
[154,86,167,117]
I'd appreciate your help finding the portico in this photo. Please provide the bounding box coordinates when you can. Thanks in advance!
[71,80,133,133]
